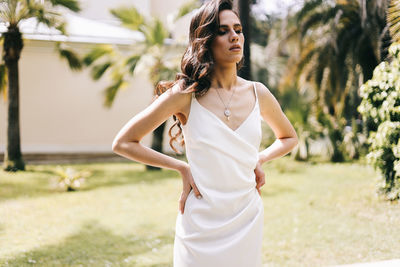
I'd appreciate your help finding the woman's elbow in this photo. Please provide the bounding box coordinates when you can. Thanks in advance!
[112,139,124,154]
[291,133,299,148]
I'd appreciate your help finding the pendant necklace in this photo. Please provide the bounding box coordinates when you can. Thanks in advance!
[214,86,236,121]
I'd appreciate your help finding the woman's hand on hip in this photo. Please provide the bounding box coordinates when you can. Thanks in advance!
[254,161,265,196]
[179,163,202,214]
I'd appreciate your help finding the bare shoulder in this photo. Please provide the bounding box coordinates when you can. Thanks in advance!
[160,83,192,112]
[164,83,192,124]
[236,78,276,102]
[253,81,281,108]
[252,81,272,98]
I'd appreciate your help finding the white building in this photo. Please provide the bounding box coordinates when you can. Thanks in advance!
[0,0,191,160]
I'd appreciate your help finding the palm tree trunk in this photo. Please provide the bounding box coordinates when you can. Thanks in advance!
[238,0,252,80]
[2,26,25,171]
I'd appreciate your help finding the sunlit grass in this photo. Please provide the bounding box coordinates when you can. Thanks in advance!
[0,158,399,266]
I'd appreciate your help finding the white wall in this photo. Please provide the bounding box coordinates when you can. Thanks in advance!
[0,40,158,154]
[77,0,151,24]
[0,0,195,155]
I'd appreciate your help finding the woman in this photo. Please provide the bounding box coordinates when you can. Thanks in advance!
[112,0,298,266]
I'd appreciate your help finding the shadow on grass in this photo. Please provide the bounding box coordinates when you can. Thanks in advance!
[0,221,174,267]
[0,162,179,202]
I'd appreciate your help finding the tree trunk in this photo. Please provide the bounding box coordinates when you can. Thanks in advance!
[238,0,252,80]
[328,128,344,162]
[3,26,25,171]
[146,121,166,171]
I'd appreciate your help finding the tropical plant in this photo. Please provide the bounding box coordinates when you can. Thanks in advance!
[54,166,91,191]
[281,0,391,162]
[358,42,400,201]
[82,6,189,170]
[0,0,82,171]
[388,0,400,43]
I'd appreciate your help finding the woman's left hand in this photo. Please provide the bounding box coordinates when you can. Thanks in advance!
[254,161,265,196]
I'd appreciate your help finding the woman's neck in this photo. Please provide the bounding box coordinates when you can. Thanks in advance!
[211,65,238,90]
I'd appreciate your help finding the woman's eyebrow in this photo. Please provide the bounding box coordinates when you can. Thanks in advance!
[219,24,242,28]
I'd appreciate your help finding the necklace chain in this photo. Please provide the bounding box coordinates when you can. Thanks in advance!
[214,87,236,121]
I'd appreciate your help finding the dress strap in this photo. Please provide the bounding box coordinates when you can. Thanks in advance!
[252,82,258,101]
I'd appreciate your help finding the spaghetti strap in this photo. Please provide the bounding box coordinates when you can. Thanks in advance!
[253,82,258,100]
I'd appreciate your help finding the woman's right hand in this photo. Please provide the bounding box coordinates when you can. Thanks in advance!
[179,163,202,214]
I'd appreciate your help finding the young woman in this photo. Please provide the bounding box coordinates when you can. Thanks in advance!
[112,0,298,266]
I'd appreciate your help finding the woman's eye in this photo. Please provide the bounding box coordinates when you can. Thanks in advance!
[217,29,242,35]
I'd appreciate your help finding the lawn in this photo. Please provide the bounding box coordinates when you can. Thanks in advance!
[0,157,399,267]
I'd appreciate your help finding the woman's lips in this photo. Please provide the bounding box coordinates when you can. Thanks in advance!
[229,46,241,52]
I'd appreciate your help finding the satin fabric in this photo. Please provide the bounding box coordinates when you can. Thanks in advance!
[173,82,264,267]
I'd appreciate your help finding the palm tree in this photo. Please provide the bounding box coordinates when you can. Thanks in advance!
[281,0,390,161]
[83,6,187,170]
[237,0,252,79]
[388,0,400,42]
[0,0,82,171]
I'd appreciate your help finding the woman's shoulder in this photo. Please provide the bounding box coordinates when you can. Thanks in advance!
[163,83,192,102]
[237,77,271,97]
[160,83,193,115]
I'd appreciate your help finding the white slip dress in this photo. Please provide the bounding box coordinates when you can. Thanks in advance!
[173,82,264,267]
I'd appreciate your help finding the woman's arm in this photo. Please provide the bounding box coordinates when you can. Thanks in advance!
[113,84,203,213]
[255,82,298,165]
[112,84,189,173]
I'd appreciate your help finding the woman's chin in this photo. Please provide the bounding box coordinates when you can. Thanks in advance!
[215,57,242,66]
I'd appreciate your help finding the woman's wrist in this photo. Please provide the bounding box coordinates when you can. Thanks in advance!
[258,153,267,165]
[176,160,189,174]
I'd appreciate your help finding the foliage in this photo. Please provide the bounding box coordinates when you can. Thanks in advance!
[53,166,91,191]
[83,6,183,108]
[279,88,320,161]
[0,0,82,99]
[279,0,391,162]
[388,0,400,43]
[358,42,400,200]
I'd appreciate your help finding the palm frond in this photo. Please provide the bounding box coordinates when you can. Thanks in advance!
[174,0,200,21]
[143,18,168,46]
[388,0,400,42]
[27,2,68,34]
[103,77,127,108]
[83,45,114,66]
[48,0,81,13]
[91,61,112,80]
[55,42,82,71]
[109,6,144,31]
[125,55,141,74]
[296,0,324,23]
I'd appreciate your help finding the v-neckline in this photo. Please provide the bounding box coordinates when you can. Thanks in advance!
[193,96,258,133]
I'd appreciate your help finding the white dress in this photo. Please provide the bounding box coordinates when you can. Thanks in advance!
[173,82,264,267]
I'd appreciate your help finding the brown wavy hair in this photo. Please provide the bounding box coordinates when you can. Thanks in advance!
[155,0,244,153]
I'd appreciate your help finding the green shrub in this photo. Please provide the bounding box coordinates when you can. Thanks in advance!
[358,43,400,200]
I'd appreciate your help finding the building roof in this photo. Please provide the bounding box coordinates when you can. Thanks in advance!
[0,13,144,45]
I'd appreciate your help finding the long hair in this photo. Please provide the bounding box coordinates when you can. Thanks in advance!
[155,0,243,153]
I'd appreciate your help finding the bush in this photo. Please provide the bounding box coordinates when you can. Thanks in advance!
[358,43,400,200]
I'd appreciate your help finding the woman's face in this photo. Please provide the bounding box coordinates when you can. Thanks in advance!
[211,9,244,67]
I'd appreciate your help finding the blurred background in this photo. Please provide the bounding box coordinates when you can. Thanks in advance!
[1,0,400,266]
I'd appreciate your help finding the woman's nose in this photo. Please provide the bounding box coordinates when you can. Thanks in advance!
[230,32,239,42]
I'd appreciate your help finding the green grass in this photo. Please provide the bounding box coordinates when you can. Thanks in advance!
[0,158,399,267]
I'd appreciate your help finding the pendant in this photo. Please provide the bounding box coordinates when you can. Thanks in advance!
[224,108,231,120]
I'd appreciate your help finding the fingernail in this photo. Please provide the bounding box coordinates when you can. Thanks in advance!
[196,195,202,199]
